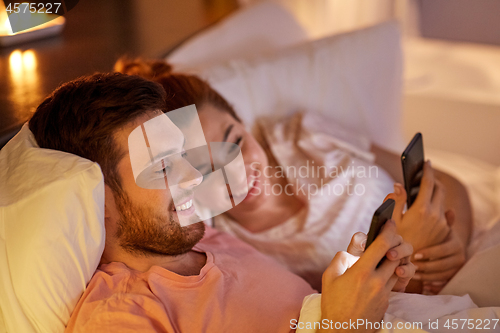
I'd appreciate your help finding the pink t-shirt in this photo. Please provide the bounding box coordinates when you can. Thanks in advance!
[65,227,315,333]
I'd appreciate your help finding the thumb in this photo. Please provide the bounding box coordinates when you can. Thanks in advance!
[384,183,406,223]
[347,232,367,257]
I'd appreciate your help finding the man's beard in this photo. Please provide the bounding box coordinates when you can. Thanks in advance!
[114,192,205,257]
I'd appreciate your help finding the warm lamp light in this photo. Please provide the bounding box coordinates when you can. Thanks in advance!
[22,49,37,69]
[9,49,22,68]
[0,1,65,47]
[9,49,38,75]
[8,48,41,121]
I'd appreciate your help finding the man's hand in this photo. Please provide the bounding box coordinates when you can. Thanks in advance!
[319,221,411,333]
[347,231,415,293]
[389,162,451,253]
[413,210,466,294]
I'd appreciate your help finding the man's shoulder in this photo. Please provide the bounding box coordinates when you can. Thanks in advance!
[66,263,170,332]
[66,290,170,332]
[82,262,134,299]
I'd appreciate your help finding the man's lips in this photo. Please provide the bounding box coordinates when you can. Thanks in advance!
[172,196,194,214]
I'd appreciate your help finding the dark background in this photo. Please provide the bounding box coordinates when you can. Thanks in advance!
[0,0,237,147]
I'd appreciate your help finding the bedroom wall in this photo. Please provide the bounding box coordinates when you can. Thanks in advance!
[419,0,500,46]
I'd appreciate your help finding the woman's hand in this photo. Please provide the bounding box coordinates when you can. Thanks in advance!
[319,221,412,332]
[388,162,451,253]
[412,210,466,294]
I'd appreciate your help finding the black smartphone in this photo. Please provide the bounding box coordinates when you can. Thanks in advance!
[401,133,424,208]
[365,199,396,251]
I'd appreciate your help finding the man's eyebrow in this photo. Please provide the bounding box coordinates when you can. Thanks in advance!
[150,137,186,163]
[223,124,233,142]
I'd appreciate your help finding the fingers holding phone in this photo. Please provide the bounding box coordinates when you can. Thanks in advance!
[360,199,415,291]
[321,220,413,331]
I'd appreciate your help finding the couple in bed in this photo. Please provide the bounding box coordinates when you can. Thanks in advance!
[115,59,472,294]
[28,59,468,332]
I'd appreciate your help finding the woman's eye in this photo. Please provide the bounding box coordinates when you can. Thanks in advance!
[228,136,243,153]
[229,136,243,152]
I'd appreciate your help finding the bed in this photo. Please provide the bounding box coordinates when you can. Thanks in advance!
[1,2,499,332]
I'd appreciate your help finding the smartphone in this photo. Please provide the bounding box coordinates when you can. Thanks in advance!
[401,133,424,208]
[365,199,396,251]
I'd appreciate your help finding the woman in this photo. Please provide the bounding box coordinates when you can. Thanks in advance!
[115,58,472,293]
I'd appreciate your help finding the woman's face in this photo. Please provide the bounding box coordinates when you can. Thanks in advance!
[197,104,269,211]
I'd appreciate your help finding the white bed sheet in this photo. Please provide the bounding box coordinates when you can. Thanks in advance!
[298,292,500,333]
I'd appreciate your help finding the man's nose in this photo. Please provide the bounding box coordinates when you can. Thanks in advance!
[178,159,203,189]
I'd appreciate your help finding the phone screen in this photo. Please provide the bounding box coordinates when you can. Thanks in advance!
[365,199,396,250]
[401,133,424,208]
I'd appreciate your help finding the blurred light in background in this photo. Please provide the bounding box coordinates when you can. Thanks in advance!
[9,49,38,77]
[8,49,41,120]
[8,50,23,70]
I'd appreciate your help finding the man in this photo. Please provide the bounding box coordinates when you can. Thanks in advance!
[29,73,414,332]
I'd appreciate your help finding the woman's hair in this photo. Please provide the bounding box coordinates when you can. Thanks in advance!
[114,58,240,122]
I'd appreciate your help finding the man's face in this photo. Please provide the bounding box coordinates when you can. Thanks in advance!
[106,112,205,256]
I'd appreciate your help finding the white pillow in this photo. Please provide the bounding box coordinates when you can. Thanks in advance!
[167,1,309,71]
[194,21,405,151]
[0,124,105,333]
